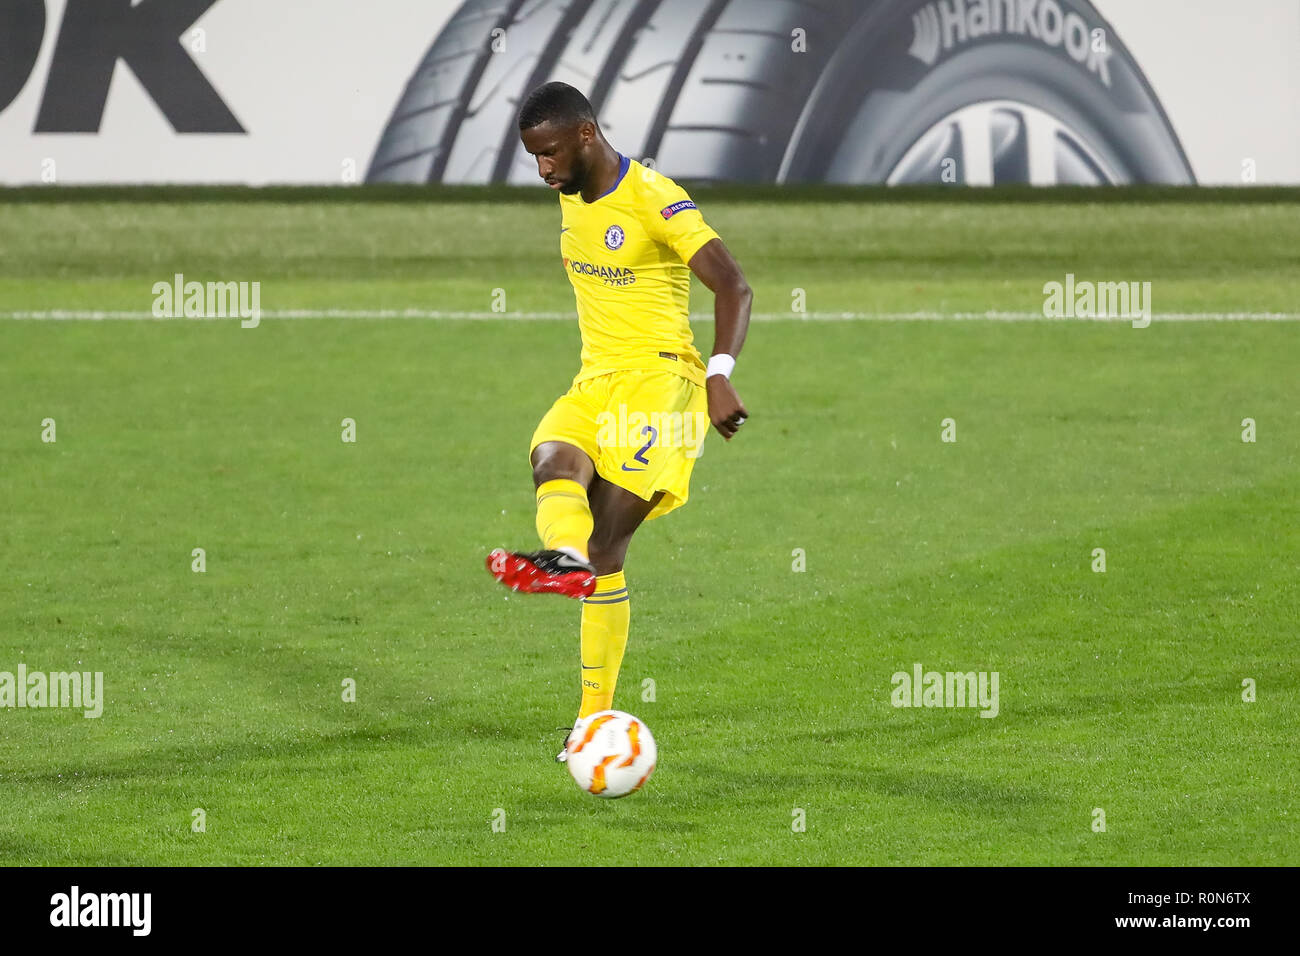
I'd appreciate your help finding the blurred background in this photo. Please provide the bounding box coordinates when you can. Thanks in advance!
[1,0,1296,187]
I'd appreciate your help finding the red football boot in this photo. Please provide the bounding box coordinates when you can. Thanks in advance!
[486,548,597,599]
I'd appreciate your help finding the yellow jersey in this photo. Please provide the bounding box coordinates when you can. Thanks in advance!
[558,155,720,387]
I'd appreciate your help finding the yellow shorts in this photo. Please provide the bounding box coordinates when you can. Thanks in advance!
[530,370,709,520]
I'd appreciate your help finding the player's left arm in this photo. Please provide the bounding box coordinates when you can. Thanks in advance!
[688,238,751,441]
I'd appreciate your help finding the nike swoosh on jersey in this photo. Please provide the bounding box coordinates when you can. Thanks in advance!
[620,464,646,472]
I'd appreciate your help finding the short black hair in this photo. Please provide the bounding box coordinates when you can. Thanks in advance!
[518,81,596,132]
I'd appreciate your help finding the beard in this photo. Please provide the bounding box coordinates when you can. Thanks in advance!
[557,152,591,194]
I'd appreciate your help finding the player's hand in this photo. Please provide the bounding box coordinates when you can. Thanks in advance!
[706,375,749,441]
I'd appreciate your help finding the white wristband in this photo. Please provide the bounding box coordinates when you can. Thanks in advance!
[706,353,736,379]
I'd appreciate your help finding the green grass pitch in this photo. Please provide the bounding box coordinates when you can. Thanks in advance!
[0,192,1296,865]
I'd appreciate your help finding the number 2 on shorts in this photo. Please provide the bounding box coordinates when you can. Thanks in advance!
[633,425,657,466]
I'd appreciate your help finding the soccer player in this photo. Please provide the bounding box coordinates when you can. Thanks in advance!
[485,82,752,760]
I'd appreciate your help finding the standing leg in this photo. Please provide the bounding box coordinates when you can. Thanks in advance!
[576,475,663,718]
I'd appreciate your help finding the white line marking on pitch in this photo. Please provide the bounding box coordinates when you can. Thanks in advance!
[3,310,1298,321]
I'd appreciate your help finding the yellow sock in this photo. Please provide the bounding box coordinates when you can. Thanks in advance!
[534,478,592,560]
[578,571,630,718]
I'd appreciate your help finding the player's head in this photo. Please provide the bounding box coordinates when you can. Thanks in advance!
[518,82,601,195]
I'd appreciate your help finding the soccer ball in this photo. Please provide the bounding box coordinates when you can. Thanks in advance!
[565,710,657,798]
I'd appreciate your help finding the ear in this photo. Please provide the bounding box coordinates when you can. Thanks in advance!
[578,120,597,146]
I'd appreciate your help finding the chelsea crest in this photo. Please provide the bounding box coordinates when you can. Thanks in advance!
[604,225,625,250]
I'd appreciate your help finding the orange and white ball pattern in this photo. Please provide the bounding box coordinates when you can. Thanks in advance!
[565,710,657,798]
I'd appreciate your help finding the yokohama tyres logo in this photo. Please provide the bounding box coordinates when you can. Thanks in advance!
[565,258,636,287]
[0,0,243,132]
[907,0,1113,88]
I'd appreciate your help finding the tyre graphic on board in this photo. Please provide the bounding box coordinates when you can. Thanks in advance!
[367,0,1194,186]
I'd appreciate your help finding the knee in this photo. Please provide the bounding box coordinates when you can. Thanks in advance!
[531,455,580,488]
[587,532,630,576]
[530,443,592,489]
[532,462,570,487]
